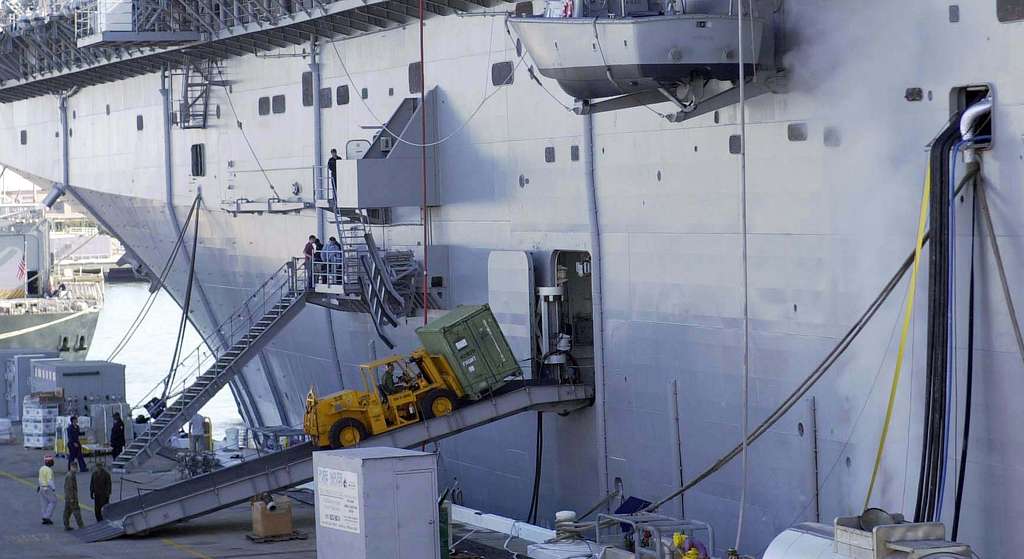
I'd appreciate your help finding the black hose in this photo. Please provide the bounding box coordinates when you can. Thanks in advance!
[952,173,978,541]
[162,199,201,401]
[527,411,543,524]
[107,196,200,361]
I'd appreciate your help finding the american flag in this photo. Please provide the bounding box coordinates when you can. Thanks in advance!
[16,256,25,281]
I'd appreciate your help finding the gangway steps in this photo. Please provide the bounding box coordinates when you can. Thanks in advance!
[112,287,307,472]
[78,382,593,542]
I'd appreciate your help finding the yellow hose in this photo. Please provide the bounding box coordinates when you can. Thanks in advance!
[864,166,931,509]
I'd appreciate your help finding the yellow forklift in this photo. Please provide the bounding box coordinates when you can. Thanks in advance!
[304,349,467,448]
[304,304,522,449]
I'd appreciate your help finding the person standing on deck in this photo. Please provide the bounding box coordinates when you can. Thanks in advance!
[189,413,206,452]
[304,235,318,288]
[110,412,126,459]
[327,148,341,192]
[38,455,56,525]
[63,462,84,531]
[324,236,343,284]
[66,416,88,472]
[90,462,112,522]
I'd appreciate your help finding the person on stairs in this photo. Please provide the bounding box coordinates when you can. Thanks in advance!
[110,412,126,459]
[327,148,341,192]
[325,236,343,283]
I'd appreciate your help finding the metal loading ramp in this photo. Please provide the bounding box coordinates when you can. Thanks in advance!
[79,381,593,542]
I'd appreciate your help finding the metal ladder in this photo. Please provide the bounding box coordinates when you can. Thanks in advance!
[174,59,218,130]
[112,260,308,472]
[323,200,412,349]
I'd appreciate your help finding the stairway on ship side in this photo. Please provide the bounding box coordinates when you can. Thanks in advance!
[78,381,594,542]
[112,261,308,472]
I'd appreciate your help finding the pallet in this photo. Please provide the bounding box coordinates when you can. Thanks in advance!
[245,530,308,543]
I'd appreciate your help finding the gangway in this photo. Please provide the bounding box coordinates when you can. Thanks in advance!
[78,381,593,542]
[112,260,309,472]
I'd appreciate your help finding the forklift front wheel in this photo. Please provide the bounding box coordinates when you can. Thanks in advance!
[328,418,369,449]
[423,389,458,419]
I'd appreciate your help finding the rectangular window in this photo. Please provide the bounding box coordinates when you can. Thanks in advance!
[258,96,270,116]
[319,87,332,108]
[998,0,1024,21]
[272,95,286,114]
[302,71,314,107]
[19,130,27,145]
[136,115,144,131]
[190,144,206,177]
[337,85,350,106]
[408,62,423,94]
[491,61,514,86]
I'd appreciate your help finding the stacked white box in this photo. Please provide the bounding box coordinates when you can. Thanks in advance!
[22,396,60,449]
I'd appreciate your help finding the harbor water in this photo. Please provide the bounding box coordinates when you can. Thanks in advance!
[88,282,242,439]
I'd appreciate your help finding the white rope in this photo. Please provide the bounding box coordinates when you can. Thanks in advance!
[327,38,525,148]
[734,0,751,551]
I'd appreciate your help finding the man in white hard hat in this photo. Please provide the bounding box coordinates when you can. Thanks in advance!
[37,455,56,525]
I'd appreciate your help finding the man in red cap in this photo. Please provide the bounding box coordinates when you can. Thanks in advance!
[37,455,56,525]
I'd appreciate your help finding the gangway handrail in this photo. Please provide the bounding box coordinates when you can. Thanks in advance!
[132,258,307,412]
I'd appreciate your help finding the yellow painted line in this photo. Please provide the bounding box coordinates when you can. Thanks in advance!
[160,537,215,559]
[0,470,93,511]
[3,470,210,558]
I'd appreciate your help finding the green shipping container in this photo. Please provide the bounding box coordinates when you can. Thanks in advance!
[415,304,522,400]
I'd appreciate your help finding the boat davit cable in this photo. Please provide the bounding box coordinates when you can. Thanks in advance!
[641,165,981,517]
[734,0,751,550]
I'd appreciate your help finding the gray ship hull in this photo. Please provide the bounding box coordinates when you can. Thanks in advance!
[0,308,98,359]
[2,2,1023,556]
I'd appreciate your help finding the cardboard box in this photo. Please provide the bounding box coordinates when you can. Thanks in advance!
[252,496,293,538]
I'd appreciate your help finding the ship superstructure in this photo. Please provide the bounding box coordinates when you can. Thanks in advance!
[1,0,1022,556]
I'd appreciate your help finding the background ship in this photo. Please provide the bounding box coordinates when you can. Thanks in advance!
[0,0,1021,556]
[0,168,104,358]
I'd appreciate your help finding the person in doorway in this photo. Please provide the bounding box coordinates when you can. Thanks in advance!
[38,455,57,525]
[303,235,318,288]
[89,462,112,522]
[110,412,126,459]
[189,413,206,452]
[63,462,84,531]
[327,148,341,192]
[66,416,88,472]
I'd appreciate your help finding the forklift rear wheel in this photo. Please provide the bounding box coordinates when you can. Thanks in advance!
[423,389,458,419]
[328,418,369,449]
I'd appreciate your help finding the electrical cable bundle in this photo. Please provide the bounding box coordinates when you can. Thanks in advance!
[915,119,963,523]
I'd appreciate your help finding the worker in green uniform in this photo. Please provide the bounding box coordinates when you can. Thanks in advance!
[63,461,85,531]
[90,462,112,522]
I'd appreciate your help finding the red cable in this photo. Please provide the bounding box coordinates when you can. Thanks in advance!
[419,0,428,325]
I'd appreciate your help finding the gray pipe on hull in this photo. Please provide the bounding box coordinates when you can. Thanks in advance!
[160,69,262,427]
[583,112,610,499]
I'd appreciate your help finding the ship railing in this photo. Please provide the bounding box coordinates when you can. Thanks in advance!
[133,258,308,411]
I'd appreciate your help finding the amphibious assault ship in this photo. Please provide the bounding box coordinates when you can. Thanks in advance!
[0,0,1021,555]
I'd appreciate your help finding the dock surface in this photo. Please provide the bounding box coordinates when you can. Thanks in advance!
[0,426,528,558]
